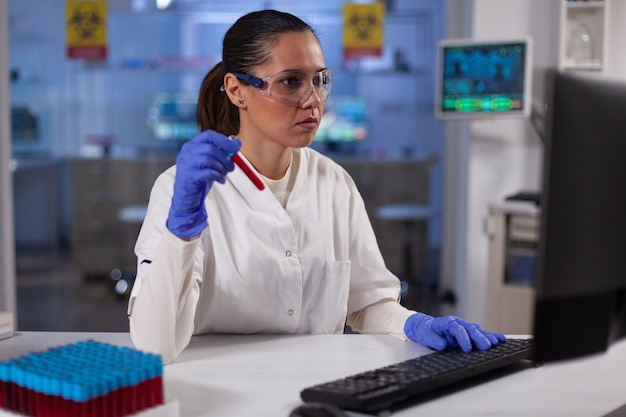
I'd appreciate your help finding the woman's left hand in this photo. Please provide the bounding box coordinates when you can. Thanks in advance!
[404,313,506,352]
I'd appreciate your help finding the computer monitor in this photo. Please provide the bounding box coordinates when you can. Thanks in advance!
[532,69,626,363]
[435,38,532,119]
[147,92,198,142]
[313,95,369,156]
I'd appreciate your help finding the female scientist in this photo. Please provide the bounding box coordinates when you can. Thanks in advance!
[127,9,505,364]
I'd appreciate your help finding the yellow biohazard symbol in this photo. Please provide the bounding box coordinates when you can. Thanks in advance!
[67,3,106,43]
[346,11,380,42]
[343,3,384,50]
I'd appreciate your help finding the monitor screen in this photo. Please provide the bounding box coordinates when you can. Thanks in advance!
[435,38,532,119]
[147,92,198,142]
[315,95,369,143]
[532,70,626,363]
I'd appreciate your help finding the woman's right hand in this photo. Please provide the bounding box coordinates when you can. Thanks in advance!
[167,130,241,239]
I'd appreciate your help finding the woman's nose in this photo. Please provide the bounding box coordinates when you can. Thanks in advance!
[298,86,323,108]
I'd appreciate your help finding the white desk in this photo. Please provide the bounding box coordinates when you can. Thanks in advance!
[2,332,626,417]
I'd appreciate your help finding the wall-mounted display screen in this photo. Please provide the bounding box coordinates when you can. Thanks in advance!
[315,95,369,143]
[147,92,198,142]
[435,38,532,119]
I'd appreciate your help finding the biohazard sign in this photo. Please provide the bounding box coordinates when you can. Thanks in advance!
[343,2,385,60]
[66,1,107,60]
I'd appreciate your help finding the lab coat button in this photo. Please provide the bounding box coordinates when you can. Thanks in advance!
[287,309,294,316]
[285,250,292,257]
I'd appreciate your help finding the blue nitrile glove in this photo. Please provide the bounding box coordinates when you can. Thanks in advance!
[167,130,241,239]
[404,313,506,352]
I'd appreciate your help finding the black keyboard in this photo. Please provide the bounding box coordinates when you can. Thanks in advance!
[300,338,534,414]
[505,190,541,205]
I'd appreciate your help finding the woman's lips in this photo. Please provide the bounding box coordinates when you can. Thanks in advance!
[298,118,318,129]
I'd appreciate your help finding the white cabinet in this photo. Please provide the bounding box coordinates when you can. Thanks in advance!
[0,311,13,329]
[559,0,608,72]
[485,201,539,334]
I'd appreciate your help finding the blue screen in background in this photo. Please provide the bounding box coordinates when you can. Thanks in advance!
[440,42,527,115]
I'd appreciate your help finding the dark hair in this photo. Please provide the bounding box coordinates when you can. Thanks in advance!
[196,10,316,136]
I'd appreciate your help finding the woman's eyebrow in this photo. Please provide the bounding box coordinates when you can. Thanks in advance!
[275,67,329,73]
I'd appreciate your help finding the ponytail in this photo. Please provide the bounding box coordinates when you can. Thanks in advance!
[196,62,240,136]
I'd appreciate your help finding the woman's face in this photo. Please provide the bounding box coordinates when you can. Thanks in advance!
[238,30,327,151]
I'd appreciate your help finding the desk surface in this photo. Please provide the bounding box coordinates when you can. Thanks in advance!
[2,332,626,417]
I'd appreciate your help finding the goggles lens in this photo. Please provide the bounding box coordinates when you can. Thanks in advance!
[233,69,332,107]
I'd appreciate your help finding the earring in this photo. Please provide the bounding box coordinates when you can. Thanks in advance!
[237,100,244,107]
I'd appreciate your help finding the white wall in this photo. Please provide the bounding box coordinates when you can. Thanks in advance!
[455,0,626,325]
[0,0,17,320]
[605,0,626,76]
[441,0,558,321]
[438,0,473,317]
[458,0,559,323]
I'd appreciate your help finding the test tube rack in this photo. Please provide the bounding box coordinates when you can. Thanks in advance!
[0,340,176,417]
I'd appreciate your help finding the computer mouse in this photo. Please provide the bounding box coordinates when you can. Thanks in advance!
[289,402,349,417]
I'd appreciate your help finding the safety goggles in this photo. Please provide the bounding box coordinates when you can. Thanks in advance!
[232,69,332,108]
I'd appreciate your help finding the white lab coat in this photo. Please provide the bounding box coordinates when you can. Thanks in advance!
[128,147,414,363]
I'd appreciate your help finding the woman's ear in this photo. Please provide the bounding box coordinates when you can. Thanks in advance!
[223,73,246,107]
